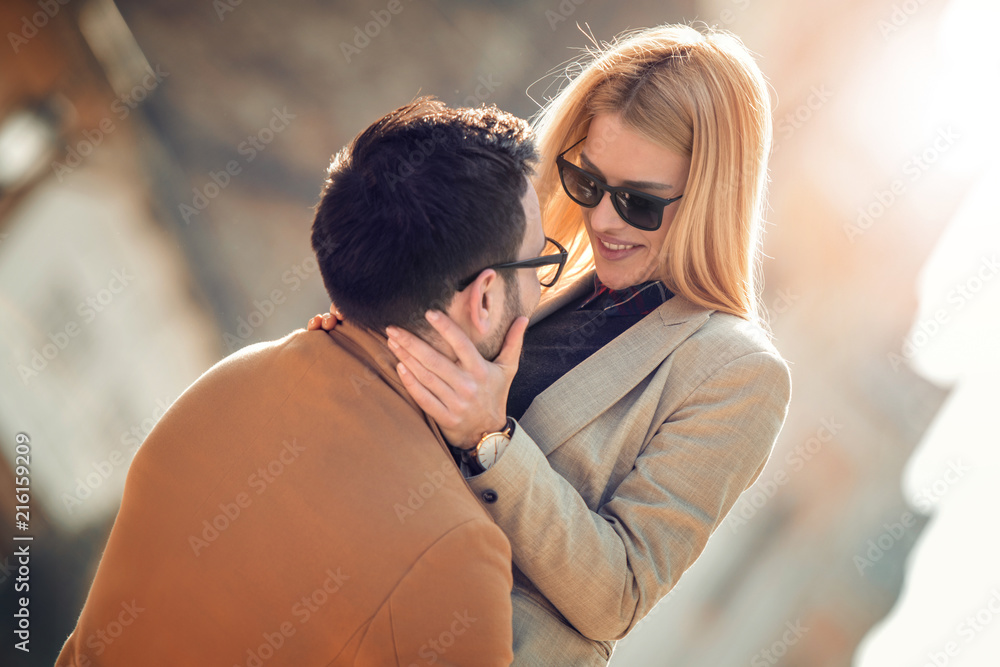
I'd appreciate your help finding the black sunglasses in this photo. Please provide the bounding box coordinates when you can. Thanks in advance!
[556,136,683,231]
[456,236,568,291]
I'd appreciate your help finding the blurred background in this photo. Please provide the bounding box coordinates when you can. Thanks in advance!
[1,0,997,664]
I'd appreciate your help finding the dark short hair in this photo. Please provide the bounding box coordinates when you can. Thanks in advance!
[311,97,537,335]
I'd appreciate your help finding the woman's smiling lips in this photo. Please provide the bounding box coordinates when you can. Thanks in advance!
[594,233,643,260]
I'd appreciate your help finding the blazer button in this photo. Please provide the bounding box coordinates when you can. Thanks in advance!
[481,489,498,504]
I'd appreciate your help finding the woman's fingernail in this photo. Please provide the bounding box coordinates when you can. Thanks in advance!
[386,326,397,337]
[397,363,408,375]
[388,338,400,350]
[426,310,440,321]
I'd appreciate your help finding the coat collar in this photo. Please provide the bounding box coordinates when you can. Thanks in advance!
[521,268,714,455]
[323,320,452,456]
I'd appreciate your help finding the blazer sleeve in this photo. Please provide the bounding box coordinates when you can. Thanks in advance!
[377,517,514,666]
[465,350,791,641]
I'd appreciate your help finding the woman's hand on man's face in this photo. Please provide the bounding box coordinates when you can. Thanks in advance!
[385,310,529,450]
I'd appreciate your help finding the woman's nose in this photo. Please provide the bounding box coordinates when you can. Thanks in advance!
[589,191,625,231]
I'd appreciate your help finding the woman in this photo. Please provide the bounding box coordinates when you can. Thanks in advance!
[310,23,790,664]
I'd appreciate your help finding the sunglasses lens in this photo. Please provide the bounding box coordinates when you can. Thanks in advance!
[615,191,662,231]
[560,165,603,207]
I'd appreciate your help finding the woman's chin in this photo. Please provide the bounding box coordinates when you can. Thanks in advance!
[595,261,646,290]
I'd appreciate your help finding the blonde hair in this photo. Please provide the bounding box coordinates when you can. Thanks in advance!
[532,24,773,324]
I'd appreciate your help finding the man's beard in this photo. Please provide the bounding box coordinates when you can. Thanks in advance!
[477,275,525,362]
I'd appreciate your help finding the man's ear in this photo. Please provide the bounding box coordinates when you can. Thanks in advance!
[451,269,500,338]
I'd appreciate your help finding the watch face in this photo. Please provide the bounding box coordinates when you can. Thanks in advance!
[477,434,509,468]
[476,434,503,468]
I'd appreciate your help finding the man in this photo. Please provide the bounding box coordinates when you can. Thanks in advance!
[57,97,550,666]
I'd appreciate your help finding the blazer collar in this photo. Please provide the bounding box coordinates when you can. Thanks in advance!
[520,268,714,455]
[324,320,452,455]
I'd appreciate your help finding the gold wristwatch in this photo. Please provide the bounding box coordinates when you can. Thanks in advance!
[463,417,515,474]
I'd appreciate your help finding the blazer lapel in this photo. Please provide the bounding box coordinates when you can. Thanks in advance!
[519,274,714,456]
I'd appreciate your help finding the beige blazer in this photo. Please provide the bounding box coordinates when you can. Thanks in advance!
[464,269,792,664]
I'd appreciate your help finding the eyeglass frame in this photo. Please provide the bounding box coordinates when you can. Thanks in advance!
[556,136,683,231]
[455,236,568,291]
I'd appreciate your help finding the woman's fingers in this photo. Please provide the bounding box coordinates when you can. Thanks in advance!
[494,316,529,372]
[386,312,519,449]
[389,339,462,408]
[394,362,452,425]
[385,323,468,390]
[423,310,486,371]
[307,314,339,331]
[307,304,343,331]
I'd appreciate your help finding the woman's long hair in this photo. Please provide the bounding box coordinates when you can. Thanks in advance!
[532,24,773,325]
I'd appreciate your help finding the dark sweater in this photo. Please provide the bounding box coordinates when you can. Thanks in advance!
[507,277,673,421]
